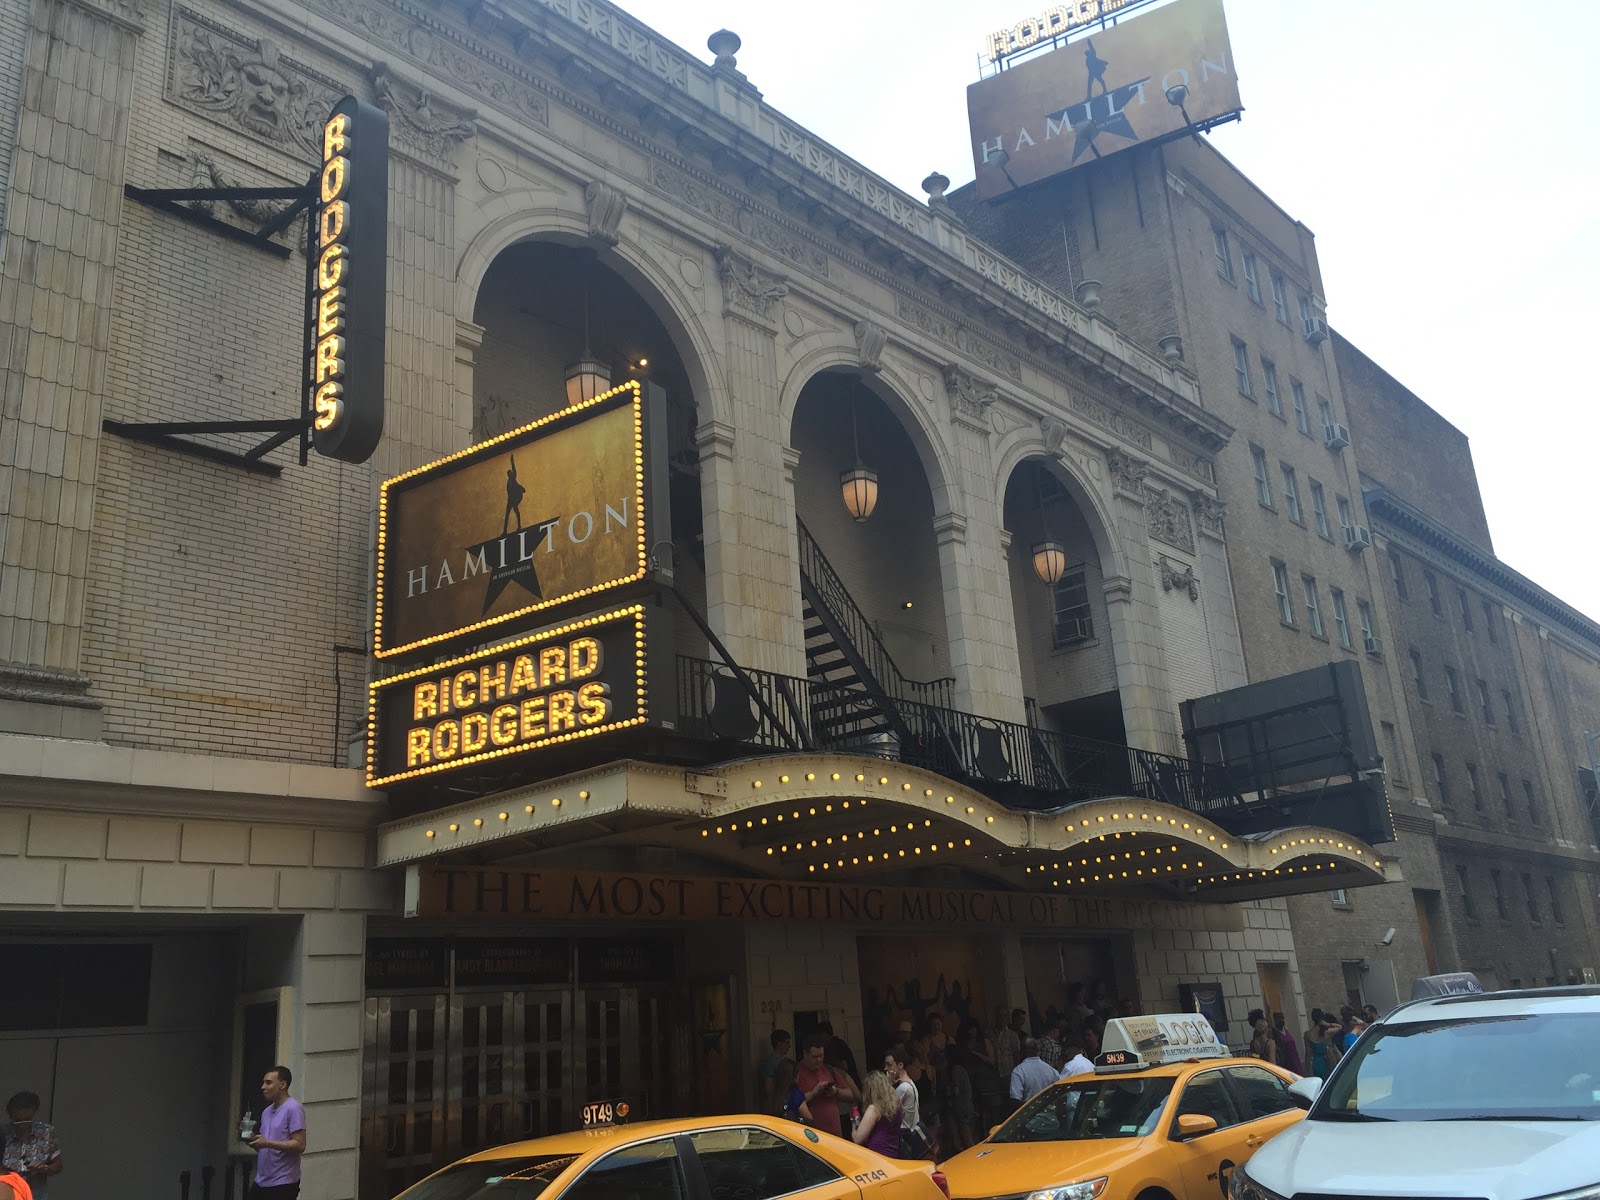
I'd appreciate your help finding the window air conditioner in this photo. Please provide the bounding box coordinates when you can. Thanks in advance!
[1302,316,1328,345]
[1345,524,1372,551]
[1364,634,1384,656]
[1324,423,1350,450]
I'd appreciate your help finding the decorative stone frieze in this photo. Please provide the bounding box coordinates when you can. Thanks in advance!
[167,10,347,161]
[649,162,828,276]
[714,245,788,327]
[943,364,1000,432]
[370,62,478,170]
[898,296,1022,382]
[1146,489,1196,553]
[1192,495,1227,540]
[1157,555,1199,602]
[1105,449,1150,500]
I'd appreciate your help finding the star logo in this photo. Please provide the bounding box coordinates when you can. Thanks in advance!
[468,454,560,614]
[1050,77,1150,162]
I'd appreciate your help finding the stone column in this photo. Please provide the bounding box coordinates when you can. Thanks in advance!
[1192,495,1247,691]
[367,65,474,475]
[297,910,368,1200]
[1102,452,1182,755]
[940,367,1026,720]
[454,318,485,440]
[0,0,144,736]
[708,245,804,676]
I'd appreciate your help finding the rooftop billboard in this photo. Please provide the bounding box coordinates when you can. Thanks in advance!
[967,0,1241,199]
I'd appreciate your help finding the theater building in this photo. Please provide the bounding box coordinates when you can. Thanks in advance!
[0,1,1399,1198]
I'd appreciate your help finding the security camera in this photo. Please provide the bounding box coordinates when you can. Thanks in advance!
[1378,927,1396,947]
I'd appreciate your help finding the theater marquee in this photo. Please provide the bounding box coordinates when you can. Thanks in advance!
[366,604,649,787]
[373,383,647,658]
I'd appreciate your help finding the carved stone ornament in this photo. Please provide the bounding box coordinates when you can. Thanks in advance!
[854,320,888,373]
[1158,555,1200,602]
[584,181,628,246]
[1192,494,1227,539]
[167,11,346,161]
[714,245,789,325]
[1040,414,1069,457]
[1146,489,1196,553]
[943,364,1000,431]
[370,62,477,166]
[1105,448,1150,499]
[183,153,302,230]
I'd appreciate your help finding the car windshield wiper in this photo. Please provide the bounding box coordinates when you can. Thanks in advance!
[1312,1109,1391,1122]
[1436,1114,1589,1122]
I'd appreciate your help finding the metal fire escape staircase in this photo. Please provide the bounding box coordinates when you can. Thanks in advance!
[795,520,962,766]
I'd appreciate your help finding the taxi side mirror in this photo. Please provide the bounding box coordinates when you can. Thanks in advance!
[1286,1077,1322,1109]
[1175,1113,1218,1140]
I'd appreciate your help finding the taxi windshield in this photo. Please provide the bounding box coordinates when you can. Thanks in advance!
[992,1077,1175,1142]
[399,1155,578,1200]
[1319,1011,1600,1122]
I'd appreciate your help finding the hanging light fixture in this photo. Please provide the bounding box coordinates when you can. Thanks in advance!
[840,392,878,522]
[563,264,611,407]
[1031,464,1068,585]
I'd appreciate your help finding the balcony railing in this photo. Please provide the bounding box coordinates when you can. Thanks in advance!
[678,655,1210,816]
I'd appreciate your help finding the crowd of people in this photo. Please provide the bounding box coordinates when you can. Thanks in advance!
[757,987,1141,1160]
[1247,1003,1380,1078]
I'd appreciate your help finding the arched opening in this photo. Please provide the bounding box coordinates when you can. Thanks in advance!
[789,370,953,706]
[1003,457,1126,746]
[471,238,707,653]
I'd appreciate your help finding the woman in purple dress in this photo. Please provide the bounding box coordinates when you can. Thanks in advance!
[851,1071,902,1158]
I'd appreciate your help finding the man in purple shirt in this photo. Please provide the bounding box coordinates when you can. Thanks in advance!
[247,1066,306,1199]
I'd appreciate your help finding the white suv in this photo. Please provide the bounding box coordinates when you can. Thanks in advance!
[1233,986,1600,1200]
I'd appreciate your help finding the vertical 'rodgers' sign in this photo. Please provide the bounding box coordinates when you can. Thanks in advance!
[309,96,388,464]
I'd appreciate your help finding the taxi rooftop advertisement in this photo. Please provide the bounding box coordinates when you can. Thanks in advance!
[968,0,1242,198]
[372,382,648,659]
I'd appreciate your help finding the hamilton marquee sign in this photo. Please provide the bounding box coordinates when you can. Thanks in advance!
[967,0,1242,198]
[373,382,648,658]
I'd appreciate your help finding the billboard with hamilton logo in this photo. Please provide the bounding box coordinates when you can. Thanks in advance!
[967,0,1242,199]
[373,382,649,659]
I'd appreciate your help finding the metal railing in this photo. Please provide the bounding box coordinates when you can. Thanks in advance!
[796,518,955,710]
[678,655,1208,815]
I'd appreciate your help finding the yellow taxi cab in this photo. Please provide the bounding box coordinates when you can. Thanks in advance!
[940,1014,1304,1200]
[394,1108,950,1200]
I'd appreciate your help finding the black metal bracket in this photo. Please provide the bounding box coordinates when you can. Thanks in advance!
[124,183,316,258]
[102,415,312,477]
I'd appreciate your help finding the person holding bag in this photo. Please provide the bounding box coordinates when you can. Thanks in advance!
[885,1045,933,1160]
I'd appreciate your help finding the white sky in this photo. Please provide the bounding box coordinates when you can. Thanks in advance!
[621,0,1600,621]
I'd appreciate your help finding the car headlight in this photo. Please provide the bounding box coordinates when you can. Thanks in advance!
[1027,1177,1108,1200]
[1230,1164,1285,1200]
[1530,1188,1600,1200]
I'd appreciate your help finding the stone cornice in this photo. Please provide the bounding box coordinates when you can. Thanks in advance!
[1435,829,1600,871]
[1365,487,1600,654]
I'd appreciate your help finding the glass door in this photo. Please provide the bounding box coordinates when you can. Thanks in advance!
[361,994,447,1199]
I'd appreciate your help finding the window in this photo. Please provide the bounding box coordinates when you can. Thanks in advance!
[1330,588,1351,648]
[1272,561,1295,625]
[1522,873,1540,923]
[1290,378,1310,433]
[1444,666,1463,714]
[1456,864,1475,918]
[1476,678,1494,725]
[1498,772,1513,818]
[1177,1070,1240,1130]
[1302,576,1324,636]
[565,1138,686,1200]
[1330,888,1350,907]
[1502,690,1520,734]
[414,1154,609,1200]
[1457,588,1474,631]
[1424,570,1442,615]
[1381,721,1406,786]
[1389,550,1407,599]
[1052,568,1093,647]
[1251,445,1273,507]
[1409,649,1428,698]
[1317,395,1335,438]
[1270,270,1289,324]
[1336,495,1354,540]
[1282,465,1303,523]
[1299,292,1315,331]
[1489,869,1508,919]
[1483,601,1498,643]
[995,1077,1175,1143]
[1262,358,1282,415]
[1232,337,1252,396]
[687,1127,840,1198]
[1547,877,1564,923]
[1523,780,1540,825]
[1432,753,1449,806]
[1466,762,1481,810]
[1225,1065,1296,1120]
[1358,600,1376,650]
[1213,226,1233,280]
[1242,249,1262,303]
[1309,481,1330,538]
